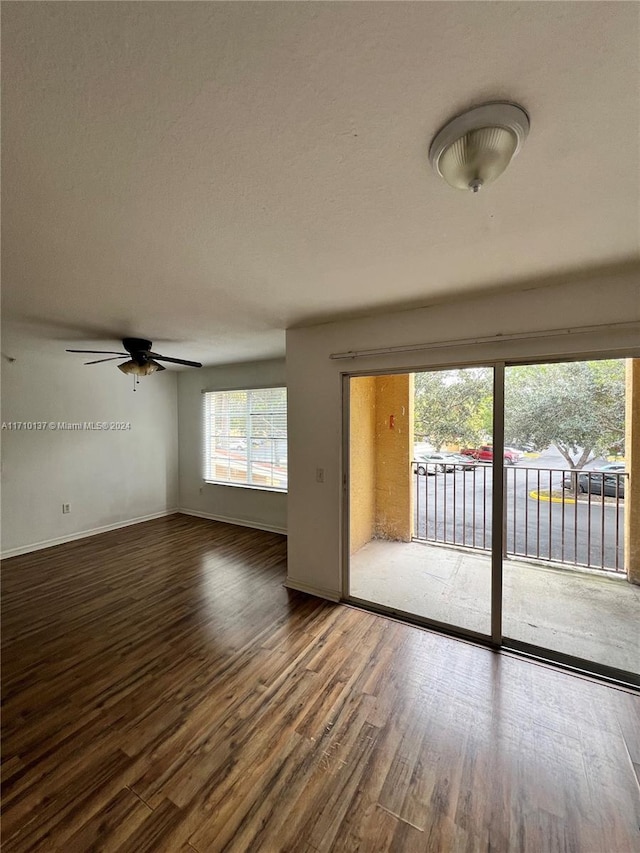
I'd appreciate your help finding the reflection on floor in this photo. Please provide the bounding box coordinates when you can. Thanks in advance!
[349,539,639,674]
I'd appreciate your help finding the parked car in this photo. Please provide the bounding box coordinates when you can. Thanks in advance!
[415,453,452,474]
[445,453,479,471]
[598,463,626,473]
[415,452,476,475]
[562,471,625,498]
[504,447,524,462]
[460,446,520,465]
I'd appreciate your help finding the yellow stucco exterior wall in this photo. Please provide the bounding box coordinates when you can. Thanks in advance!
[349,376,377,552]
[349,373,414,554]
[625,358,640,585]
[374,374,414,542]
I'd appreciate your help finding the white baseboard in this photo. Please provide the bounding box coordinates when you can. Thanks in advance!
[1,509,179,559]
[284,577,341,602]
[178,508,287,537]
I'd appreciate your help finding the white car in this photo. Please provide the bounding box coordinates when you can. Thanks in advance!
[415,452,476,475]
[504,447,524,462]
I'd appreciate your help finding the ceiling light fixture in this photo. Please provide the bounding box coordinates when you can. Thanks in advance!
[428,102,530,193]
[117,360,160,376]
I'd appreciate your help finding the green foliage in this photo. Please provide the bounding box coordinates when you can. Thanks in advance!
[414,368,492,449]
[414,360,626,469]
[504,360,625,468]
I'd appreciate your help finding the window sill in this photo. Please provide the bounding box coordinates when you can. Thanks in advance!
[203,480,287,495]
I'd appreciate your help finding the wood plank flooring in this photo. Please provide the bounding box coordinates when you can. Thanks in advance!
[2,513,639,852]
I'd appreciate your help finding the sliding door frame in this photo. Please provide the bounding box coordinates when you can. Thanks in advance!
[341,353,640,689]
[342,362,499,647]
[490,363,505,645]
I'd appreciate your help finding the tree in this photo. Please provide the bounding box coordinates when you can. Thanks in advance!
[414,368,492,449]
[504,360,625,470]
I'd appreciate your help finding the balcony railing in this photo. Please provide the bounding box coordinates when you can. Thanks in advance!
[413,463,627,573]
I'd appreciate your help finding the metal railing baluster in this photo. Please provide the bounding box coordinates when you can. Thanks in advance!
[615,476,621,571]
[536,469,541,559]
[600,473,606,570]
[548,469,552,561]
[452,466,457,545]
[524,468,529,558]
[462,467,467,547]
[561,467,566,564]
[482,466,487,550]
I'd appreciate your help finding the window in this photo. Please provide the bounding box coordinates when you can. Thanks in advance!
[203,387,287,490]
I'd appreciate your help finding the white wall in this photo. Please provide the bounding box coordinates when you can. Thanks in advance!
[286,268,640,600]
[1,337,179,556]
[177,359,287,534]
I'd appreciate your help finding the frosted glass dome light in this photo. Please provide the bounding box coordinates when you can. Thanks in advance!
[118,360,159,376]
[429,102,530,192]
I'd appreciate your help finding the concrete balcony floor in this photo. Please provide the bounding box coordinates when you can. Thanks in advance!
[349,539,639,675]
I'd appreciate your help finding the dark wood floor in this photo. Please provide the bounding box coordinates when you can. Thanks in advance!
[2,514,639,852]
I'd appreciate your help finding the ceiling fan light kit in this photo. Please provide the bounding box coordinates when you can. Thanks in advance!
[428,102,530,192]
[117,360,160,376]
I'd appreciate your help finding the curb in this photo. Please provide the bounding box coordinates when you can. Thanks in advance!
[529,490,575,504]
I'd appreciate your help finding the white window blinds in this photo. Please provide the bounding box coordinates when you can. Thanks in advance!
[203,387,287,490]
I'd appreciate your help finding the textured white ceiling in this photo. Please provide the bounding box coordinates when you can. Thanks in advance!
[2,2,639,365]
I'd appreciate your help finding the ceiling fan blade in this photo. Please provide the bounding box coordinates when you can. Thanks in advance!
[84,356,129,365]
[148,353,203,368]
[67,349,128,355]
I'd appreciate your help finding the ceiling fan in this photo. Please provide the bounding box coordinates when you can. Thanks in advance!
[66,337,203,376]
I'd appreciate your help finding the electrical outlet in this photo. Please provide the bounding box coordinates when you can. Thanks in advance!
[62,503,70,514]
[316,468,325,483]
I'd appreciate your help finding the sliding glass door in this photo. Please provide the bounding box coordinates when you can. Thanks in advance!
[502,359,635,678]
[346,366,498,640]
[345,357,638,685]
